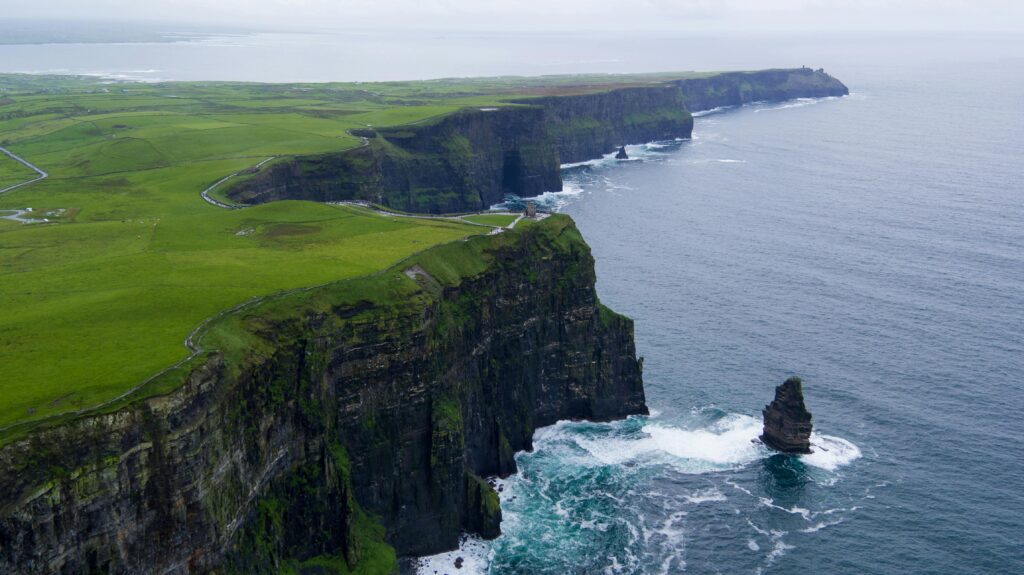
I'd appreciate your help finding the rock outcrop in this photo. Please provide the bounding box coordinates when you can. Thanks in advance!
[760,376,813,454]
[615,146,629,160]
[0,216,646,574]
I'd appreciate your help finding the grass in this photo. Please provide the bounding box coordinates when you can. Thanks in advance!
[462,213,519,227]
[0,153,39,190]
[0,70,708,432]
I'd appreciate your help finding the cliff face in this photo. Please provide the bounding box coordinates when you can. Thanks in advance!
[0,216,646,574]
[676,68,849,112]
[227,87,693,213]
[226,107,562,214]
[511,86,693,165]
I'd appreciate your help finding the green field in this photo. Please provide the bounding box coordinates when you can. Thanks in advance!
[462,213,520,227]
[0,153,39,190]
[0,71,707,433]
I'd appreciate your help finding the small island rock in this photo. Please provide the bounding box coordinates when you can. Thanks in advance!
[760,376,813,454]
[615,146,629,159]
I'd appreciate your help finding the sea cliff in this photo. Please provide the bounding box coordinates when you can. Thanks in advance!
[675,68,849,112]
[227,69,847,214]
[0,216,646,574]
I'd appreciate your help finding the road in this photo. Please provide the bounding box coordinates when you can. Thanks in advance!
[0,146,49,195]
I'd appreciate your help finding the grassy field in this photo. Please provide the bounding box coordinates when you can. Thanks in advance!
[0,71,706,432]
[462,213,519,227]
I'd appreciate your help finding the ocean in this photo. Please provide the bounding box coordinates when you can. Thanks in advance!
[4,30,1022,575]
[425,42,1024,574]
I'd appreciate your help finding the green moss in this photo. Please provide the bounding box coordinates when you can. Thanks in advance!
[227,443,397,575]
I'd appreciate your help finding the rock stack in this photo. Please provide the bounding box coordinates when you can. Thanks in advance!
[760,376,813,454]
[615,146,629,159]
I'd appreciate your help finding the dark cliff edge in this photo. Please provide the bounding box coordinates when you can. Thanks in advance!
[675,68,849,112]
[0,215,646,574]
[225,69,847,214]
[225,107,562,214]
[508,85,693,165]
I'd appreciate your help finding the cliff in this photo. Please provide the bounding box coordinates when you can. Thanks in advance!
[0,216,646,574]
[509,85,693,165]
[225,86,693,213]
[226,69,845,214]
[225,107,562,214]
[675,68,849,112]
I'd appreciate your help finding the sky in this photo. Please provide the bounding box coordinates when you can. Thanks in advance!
[3,0,1023,33]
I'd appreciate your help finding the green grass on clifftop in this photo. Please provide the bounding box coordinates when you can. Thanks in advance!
[0,71,705,433]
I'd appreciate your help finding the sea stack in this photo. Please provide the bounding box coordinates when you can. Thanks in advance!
[615,146,629,159]
[760,376,813,454]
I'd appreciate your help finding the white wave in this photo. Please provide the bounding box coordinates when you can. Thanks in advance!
[747,539,760,551]
[643,414,765,467]
[758,498,813,521]
[561,414,766,474]
[800,434,862,471]
[754,96,840,113]
[497,181,585,213]
[692,105,735,117]
[531,415,859,478]
[714,159,745,163]
[560,151,617,170]
[766,539,795,562]
[800,518,845,533]
[559,140,676,170]
[416,534,491,575]
[643,142,671,150]
[683,487,727,504]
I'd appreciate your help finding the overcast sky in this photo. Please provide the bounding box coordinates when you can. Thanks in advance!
[3,0,1023,33]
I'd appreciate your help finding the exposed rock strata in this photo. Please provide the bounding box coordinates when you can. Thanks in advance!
[0,216,645,574]
[676,68,849,112]
[760,376,814,454]
[511,85,692,165]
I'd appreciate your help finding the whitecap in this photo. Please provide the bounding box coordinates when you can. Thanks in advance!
[416,534,491,575]
[766,539,795,562]
[800,518,845,533]
[683,487,727,504]
[692,105,735,117]
[643,414,766,467]
[800,434,862,471]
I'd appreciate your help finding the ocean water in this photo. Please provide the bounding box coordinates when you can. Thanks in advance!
[4,29,1023,575]
[423,56,1024,573]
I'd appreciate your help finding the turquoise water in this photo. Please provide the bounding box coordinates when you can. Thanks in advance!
[423,57,1024,574]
